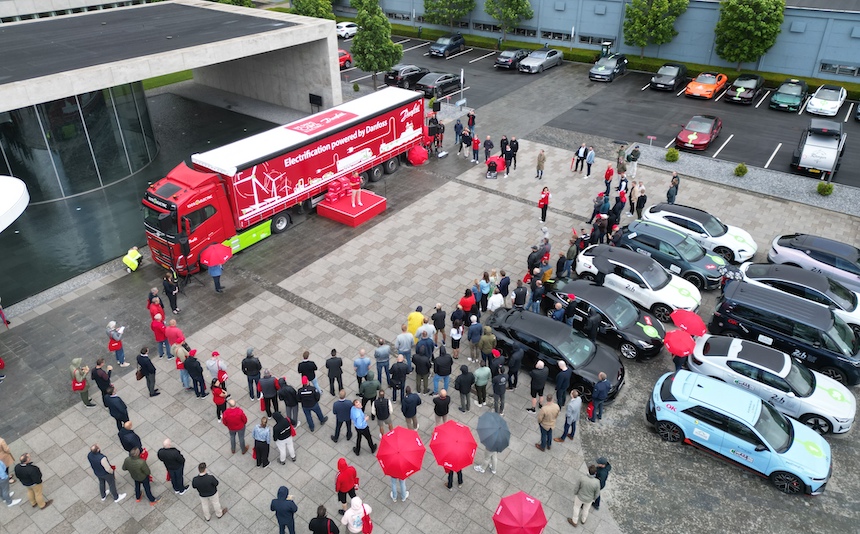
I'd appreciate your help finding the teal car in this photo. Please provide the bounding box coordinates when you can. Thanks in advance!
[769,79,808,112]
[647,370,832,495]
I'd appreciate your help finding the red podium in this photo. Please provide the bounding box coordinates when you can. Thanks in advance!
[317,189,386,227]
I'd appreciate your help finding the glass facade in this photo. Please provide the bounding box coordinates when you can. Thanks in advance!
[0,81,156,203]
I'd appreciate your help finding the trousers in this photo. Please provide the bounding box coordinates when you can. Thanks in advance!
[571,495,593,525]
[25,483,46,508]
[98,473,119,500]
[200,492,223,520]
[229,428,247,452]
[275,438,296,462]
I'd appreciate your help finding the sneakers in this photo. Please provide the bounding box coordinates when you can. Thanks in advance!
[338,509,346,515]
[474,465,485,473]
[458,408,466,412]
[101,495,107,502]
[391,491,397,503]
[8,499,21,507]
[150,498,160,506]
[491,468,496,474]
[119,363,130,367]
[553,438,565,443]
[414,423,419,431]
[526,407,536,413]
[115,493,127,503]
[179,488,187,496]
[321,416,329,424]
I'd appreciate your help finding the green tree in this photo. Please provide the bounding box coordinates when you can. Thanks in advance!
[623,0,689,58]
[350,0,403,90]
[292,0,336,20]
[715,0,785,70]
[484,0,534,41]
[423,0,476,27]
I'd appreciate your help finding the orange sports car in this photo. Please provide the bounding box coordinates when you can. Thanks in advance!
[684,72,728,99]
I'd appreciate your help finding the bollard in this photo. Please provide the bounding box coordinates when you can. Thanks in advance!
[418,26,423,38]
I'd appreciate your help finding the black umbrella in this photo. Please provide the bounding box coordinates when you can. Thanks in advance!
[476,412,511,453]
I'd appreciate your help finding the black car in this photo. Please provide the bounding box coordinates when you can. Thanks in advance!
[650,63,687,91]
[384,64,430,90]
[486,308,625,401]
[724,74,765,104]
[414,72,460,98]
[540,279,665,360]
[589,53,628,82]
[429,33,466,58]
[494,49,529,70]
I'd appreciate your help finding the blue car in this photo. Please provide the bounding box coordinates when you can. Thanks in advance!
[646,371,832,495]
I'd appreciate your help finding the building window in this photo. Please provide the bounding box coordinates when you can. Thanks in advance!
[456,20,469,29]
[820,63,859,77]
[514,27,537,38]
[473,22,501,33]
[386,12,411,21]
[415,15,425,23]
[579,35,614,46]
[541,30,571,41]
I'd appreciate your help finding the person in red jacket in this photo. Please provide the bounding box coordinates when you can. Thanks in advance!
[148,297,165,321]
[150,314,172,359]
[471,135,480,164]
[221,400,249,455]
[165,319,185,348]
[335,457,358,516]
[212,379,229,421]
[538,186,551,224]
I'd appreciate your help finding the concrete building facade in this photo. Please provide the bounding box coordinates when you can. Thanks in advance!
[341,0,860,82]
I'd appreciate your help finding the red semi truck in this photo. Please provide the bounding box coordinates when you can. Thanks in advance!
[142,87,424,274]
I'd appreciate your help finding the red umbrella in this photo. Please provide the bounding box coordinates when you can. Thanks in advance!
[407,145,428,165]
[376,426,425,479]
[664,329,696,357]
[429,420,477,472]
[199,243,233,267]
[487,155,506,171]
[493,491,547,534]
[669,309,707,336]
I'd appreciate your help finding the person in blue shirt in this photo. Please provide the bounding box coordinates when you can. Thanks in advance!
[589,372,611,422]
[353,349,371,387]
[253,417,272,468]
[209,263,224,293]
[551,303,565,322]
[350,399,376,456]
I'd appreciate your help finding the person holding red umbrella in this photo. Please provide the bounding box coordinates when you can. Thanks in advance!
[209,263,224,293]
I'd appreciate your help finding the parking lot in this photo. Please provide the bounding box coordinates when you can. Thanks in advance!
[338,36,860,187]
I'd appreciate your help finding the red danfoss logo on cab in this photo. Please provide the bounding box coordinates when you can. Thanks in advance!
[287,110,358,135]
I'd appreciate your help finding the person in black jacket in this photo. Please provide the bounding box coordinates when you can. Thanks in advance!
[15,453,53,509]
[91,358,113,407]
[454,365,475,412]
[488,349,504,378]
[191,462,226,521]
[309,504,340,534]
[278,377,300,426]
[389,355,410,402]
[432,345,453,395]
[298,377,328,432]
[330,390,353,443]
[507,347,524,390]
[271,485,298,534]
[118,421,142,453]
[137,347,159,397]
[259,370,281,416]
[157,438,188,494]
[104,386,129,431]
[326,349,344,396]
[412,344,432,395]
[184,351,208,398]
[241,348,262,401]
[492,366,508,414]
[272,412,296,463]
[400,386,422,430]
[528,361,549,412]
[433,390,451,425]
[298,350,322,395]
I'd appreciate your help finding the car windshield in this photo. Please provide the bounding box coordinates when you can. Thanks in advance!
[604,295,639,329]
[700,214,728,237]
[555,330,596,367]
[436,38,451,45]
[641,261,671,290]
[685,118,713,134]
[595,57,617,68]
[828,278,858,311]
[695,74,717,84]
[816,88,841,101]
[779,84,803,96]
[657,66,679,76]
[785,360,815,397]
[734,78,758,89]
[754,400,792,453]
[143,206,176,237]
[531,51,548,58]
[499,51,515,58]
[826,314,859,356]
[676,235,706,262]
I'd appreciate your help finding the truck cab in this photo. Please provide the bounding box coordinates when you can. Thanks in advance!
[791,119,847,181]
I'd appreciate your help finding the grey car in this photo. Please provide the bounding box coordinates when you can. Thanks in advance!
[768,233,860,293]
[518,48,563,73]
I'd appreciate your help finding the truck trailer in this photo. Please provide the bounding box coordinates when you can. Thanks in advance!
[142,87,425,274]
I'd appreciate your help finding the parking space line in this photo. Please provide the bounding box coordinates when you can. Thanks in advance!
[712,133,734,158]
[664,138,675,149]
[845,102,855,123]
[640,83,651,91]
[714,89,727,102]
[755,90,770,108]
[446,48,474,60]
[798,97,809,115]
[675,87,686,97]
[394,39,410,45]
[764,143,782,168]
[404,42,430,52]
[351,72,381,82]
[342,67,357,73]
[469,51,496,63]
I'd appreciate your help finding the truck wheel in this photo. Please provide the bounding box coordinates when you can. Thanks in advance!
[359,172,369,188]
[383,157,400,174]
[369,165,384,182]
[271,212,292,234]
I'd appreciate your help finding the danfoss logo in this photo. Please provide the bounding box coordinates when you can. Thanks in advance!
[186,195,213,209]
[400,104,421,122]
[320,112,348,125]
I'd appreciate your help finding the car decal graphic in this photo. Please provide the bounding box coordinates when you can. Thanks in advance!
[667,281,698,303]
[637,321,660,338]
[817,384,851,403]
[686,132,698,142]
[729,232,753,247]
[705,254,726,270]
[730,448,754,463]
[796,439,825,458]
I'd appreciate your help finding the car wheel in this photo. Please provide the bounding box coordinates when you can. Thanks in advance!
[684,273,705,289]
[368,165,384,182]
[651,304,673,323]
[401,81,411,90]
[573,384,592,402]
[656,421,684,442]
[619,342,639,360]
[579,272,596,282]
[820,366,848,385]
[460,44,465,53]
[383,156,400,174]
[344,60,351,69]
[714,247,735,263]
[769,471,804,495]
[444,50,450,58]
[538,65,544,73]
[800,413,833,435]
[270,212,292,234]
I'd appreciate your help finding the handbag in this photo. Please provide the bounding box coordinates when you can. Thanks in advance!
[290,421,297,438]
[354,476,360,490]
[586,401,595,420]
[72,378,86,391]
[108,338,122,351]
[361,504,373,533]
[135,369,144,381]
[140,447,149,460]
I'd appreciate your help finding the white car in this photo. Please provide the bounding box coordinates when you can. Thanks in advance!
[574,244,701,322]
[736,262,860,337]
[688,335,856,434]
[806,84,847,117]
[642,203,757,263]
[336,22,358,39]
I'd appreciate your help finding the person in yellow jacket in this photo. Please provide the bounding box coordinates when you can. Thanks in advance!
[406,306,425,342]
[123,247,142,273]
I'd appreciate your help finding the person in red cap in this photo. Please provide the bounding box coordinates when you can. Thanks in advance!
[587,192,605,224]
[488,348,504,379]
[206,352,228,388]
[563,294,578,326]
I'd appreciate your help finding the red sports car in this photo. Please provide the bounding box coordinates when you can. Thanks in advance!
[675,115,722,151]
[338,49,352,69]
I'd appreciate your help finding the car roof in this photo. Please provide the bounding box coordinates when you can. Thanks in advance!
[660,63,685,68]
[495,308,575,343]
[782,233,859,259]
[818,84,843,92]
[702,335,789,375]
[671,371,762,425]
[649,203,716,226]
[697,72,719,76]
[722,281,833,330]
[587,244,656,271]
[627,220,689,246]
[735,74,762,81]
[553,279,622,309]
[744,263,830,293]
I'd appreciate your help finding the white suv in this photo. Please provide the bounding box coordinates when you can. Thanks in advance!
[575,245,701,322]
[336,22,358,39]
[642,203,757,263]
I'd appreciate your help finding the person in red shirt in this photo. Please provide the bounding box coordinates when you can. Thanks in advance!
[150,314,172,359]
[147,297,165,321]
[471,135,480,164]
[603,165,615,196]
[538,186,551,224]
[458,289,476,318]
[349,171,362,208]
[212,379,228,421]
[165,319,185,349]
[334,457,358,516]
[221,400,249,454]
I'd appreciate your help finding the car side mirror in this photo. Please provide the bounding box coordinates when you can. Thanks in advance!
[755,445,767,452]
[812,341,821,348]
[639,283,647,288]
[786,391,796,398]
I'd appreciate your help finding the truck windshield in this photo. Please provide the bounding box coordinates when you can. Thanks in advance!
[143,206,176,237]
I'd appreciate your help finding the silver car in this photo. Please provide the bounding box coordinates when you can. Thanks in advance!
[768,233,860,293]
[518,48,562,74]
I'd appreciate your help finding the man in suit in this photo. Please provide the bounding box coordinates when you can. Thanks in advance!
[105,386,129,431]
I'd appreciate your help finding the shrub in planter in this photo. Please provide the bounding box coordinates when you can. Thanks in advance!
[353,82,360,92]
[817,182,834,196]
[665,148,680,162]
[734,163,748,177]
